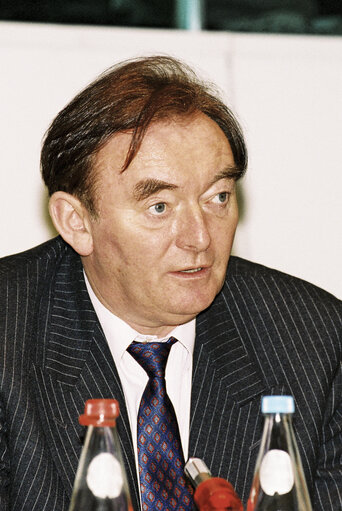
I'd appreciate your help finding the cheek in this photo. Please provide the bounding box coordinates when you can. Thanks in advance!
[209,226,237,274]
[104,230,165,272]
[224,207,239,242]
[211,215,238,246]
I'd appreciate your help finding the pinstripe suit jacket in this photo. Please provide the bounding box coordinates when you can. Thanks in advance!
[0,236,341,510]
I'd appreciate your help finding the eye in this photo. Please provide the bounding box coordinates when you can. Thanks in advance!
[149,202,166,215]
[213,192,229,204]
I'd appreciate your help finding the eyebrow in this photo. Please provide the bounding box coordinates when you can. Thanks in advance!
[133,179,178,201]
[209,165,241,184]
[133,165,239,202]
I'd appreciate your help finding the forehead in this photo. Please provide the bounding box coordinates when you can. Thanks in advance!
[93,113,234,188]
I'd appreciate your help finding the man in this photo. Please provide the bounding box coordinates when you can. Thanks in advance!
[0,56,341,511]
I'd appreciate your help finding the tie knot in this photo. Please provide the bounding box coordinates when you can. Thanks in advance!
[127,337,177,378]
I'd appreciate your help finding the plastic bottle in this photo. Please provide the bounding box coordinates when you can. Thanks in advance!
[184,457,243,510]
[68,399,133,511]
[247,395,312,511]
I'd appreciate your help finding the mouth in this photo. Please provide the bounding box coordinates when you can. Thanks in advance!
[180,267,203,274]
[170,266,211,278]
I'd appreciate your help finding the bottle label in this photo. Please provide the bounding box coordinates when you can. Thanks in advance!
[86,453,124,498]
[259,449,294,496]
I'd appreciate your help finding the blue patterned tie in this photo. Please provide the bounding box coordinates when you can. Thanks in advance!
[127,337,194,511]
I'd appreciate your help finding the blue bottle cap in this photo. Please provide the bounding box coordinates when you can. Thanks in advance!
[261,395,295,414]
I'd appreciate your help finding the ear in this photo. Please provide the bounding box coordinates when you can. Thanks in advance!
[48,192,94,256]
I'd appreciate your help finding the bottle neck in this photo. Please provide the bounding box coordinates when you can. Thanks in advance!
[261,413,293,451]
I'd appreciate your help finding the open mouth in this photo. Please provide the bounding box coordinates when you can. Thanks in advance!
[170,266,210,279]
[180,268,203,273]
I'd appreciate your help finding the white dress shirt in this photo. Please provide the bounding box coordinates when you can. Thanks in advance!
[84,272,195,465]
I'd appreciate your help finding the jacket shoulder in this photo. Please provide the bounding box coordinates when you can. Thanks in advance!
[0,237,70,280]
[227,255,341,307]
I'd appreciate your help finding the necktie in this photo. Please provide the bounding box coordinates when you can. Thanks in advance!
[127,337,193,511]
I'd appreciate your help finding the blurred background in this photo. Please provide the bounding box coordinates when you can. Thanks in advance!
[0,0,341,298]
[1,0,342,34]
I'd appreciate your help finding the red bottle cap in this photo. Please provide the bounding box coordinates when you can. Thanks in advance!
[79,399,120,427]
[195,478,243,511]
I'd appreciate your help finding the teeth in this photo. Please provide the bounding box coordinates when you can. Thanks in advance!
[181,268,202,273]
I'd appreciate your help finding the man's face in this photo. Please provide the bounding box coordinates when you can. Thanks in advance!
[82,113,239,336]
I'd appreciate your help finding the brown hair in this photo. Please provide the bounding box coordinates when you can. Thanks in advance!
[41,55,247,215]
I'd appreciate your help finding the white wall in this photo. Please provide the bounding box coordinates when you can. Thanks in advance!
[0,22,341,298]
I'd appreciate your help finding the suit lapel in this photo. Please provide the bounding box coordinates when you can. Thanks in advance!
[189,277,275,503]
[32,246,140,510]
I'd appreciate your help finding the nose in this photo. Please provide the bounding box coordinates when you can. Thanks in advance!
[175,206,211,252]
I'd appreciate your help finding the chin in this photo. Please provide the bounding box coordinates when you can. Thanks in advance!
[171,293,218,318]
